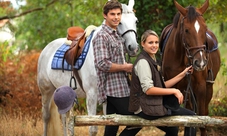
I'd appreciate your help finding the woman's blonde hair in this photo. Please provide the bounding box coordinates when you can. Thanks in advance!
[141,30,159,43]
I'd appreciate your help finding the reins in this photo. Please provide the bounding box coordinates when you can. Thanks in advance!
[184,69,198,112]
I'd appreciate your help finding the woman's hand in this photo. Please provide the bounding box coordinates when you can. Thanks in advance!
[184,65,193,75]
[173,88,184,104]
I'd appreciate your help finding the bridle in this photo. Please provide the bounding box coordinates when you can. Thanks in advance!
[121,29,137,38]
[180,15,209,112]
[180,16,207,65]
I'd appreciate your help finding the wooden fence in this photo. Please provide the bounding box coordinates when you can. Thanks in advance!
[74,114,227,128]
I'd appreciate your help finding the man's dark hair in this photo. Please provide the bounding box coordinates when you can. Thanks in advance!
[103,0,122,15]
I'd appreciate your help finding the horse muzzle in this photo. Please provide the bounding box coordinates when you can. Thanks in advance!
[127,44,140,57]
[192,58,207,71]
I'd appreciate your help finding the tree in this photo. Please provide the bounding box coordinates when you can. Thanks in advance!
[14,0,106,50]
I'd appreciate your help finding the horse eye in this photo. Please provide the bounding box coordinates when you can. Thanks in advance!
[185,29,189,33]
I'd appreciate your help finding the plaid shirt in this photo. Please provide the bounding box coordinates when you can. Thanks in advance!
[93,24,130,104]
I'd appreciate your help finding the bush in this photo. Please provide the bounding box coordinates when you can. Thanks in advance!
[209,97,227,116]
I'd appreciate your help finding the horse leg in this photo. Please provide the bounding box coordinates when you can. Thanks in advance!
[61,111,74,136]
[103,101,107,115]
[66,107,75,136]
[196,84,212,136]
[38,79,62,136]
[199,83,214,136]
[61,114,67,136]
[41,93,52,136]
[86,88,98,136]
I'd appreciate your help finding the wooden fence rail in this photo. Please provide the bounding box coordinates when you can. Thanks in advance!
[74,114,227,128]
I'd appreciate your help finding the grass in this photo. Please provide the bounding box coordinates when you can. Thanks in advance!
[0,109,179,136]
[212,44,227,100]
[0,110,43,136]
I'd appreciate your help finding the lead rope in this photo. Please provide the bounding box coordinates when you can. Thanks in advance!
[126,54,131,86]
[184,67,198,112]
[123,52,131,86]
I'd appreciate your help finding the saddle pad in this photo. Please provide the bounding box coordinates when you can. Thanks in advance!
[206,32,218,52]
[51,44,72,71]
[160,27,173,54]
[51,30,95,70]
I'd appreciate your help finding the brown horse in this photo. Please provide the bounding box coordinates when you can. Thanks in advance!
[160,0,220,135]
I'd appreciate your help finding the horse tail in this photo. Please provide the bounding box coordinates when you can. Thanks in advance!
[47,97,63,136]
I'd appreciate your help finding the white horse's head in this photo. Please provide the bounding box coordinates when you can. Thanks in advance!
[117,0,139,57]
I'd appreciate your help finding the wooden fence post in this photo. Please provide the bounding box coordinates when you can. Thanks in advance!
[74,114,227,127]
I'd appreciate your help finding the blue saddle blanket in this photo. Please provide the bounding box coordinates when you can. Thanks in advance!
[51,30,94,71]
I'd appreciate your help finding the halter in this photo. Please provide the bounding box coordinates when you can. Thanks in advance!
[121,29,137,38]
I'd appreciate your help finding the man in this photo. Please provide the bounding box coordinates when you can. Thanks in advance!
[93,0,141,136]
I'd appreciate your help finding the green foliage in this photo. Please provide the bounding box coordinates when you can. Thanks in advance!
[0,42,16,61]
[15,0,106,50]
[134,0,175,42]
[74,98,103,114]
[221,58,227,85]
[209,97,227,116]
[74,98,87,113]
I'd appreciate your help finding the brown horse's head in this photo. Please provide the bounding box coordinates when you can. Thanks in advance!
[174,0,209,71]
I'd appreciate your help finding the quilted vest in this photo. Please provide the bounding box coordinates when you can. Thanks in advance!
[128,50,168,116]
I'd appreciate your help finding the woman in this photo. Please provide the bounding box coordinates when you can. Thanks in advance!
[128,30,196,136]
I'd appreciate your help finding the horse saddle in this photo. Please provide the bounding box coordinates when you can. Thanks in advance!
[63,26,86,66]
[159,24,173,54]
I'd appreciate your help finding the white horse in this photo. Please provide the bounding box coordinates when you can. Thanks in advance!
[37,0,138,136]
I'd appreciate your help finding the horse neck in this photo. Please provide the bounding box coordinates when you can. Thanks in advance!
[169,28,185,60]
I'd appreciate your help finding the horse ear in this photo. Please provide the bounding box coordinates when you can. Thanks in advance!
[174,0,187,16]
[198,0,209,14]
[128,0,135,11]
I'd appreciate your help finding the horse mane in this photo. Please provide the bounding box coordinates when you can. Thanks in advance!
[172,6,201,28]
[173,12,180,28]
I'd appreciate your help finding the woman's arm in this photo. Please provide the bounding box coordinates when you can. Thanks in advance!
[145,87,184,104]
[165,66,193,88]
